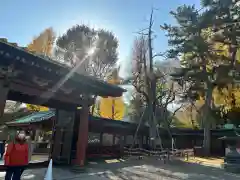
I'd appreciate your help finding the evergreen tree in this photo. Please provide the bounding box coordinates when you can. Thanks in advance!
[55,25,118,78]
[55,25,119,114]
[161,5,227,155]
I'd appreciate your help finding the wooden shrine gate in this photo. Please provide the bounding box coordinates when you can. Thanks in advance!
[0,39,125,167]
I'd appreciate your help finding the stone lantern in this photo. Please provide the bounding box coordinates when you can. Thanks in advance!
[219,132,240,173]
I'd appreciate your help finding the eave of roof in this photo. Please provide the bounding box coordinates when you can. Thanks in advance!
[6,110,139,129]
[0,39,126,97]
[6,110,55,125]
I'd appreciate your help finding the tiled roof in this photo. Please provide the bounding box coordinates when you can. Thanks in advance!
[6,110,55,125]
[6,110,137,131]
[0,38,62,66]
[0,38,126,98]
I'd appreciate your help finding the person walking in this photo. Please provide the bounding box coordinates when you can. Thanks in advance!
[4,133,29,180]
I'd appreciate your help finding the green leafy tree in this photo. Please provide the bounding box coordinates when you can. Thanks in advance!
[55,25,119,114]
[161,4,229,155]
[202,0,240,110]
[163,0,240,155]
[55,25,118,78]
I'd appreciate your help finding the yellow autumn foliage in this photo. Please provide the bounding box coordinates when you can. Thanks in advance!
[26,28,55,111]
[26,104,49,112]
[212,41,240,111]
[99,96,124,120]
[197,41,240,111]
[98,69,125,120]
[27,27,55,56]
[182,32,240,113]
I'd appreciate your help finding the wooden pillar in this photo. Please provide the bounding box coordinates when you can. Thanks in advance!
[119,135,124,156]
[76,105,89,166]
[34,129,40,142]
[123,135,126,145]
[140,136,143,148]
[100,132,103,145]
[113,134,116,145]
[147,136,150,146]
[49,117,56,160]
[0,81,8,117]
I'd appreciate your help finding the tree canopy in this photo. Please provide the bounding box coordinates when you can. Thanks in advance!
[162,0,240,154]
[27,27,55,56]
[55,25,118,79]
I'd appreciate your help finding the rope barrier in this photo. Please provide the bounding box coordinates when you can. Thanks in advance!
[123,147,194,162]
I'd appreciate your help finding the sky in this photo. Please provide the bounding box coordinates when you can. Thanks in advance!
[1,0,201,77]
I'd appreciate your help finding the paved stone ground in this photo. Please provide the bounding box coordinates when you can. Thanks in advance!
[0,158,240,179]
[85,158,240,180]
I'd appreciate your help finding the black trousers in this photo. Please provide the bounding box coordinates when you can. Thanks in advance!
[5,166,26,180]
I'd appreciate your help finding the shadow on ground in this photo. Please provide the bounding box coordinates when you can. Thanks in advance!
[1,158,240,180]
[86,158,240,180]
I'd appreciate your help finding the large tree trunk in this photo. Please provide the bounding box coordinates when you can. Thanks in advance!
[147,10,157,150]
[148,103,156,149]
[229,45,237,106]
[190,104,195,128]
[203,85,213,156]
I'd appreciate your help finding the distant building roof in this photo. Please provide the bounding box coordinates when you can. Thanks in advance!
[6,110,55,125]
[6,110,139,131]
[7,110,240,138]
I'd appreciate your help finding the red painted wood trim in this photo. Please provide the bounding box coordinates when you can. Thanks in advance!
[76,106,89,166]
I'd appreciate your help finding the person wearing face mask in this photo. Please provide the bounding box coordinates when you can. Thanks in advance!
[4,133,29,180]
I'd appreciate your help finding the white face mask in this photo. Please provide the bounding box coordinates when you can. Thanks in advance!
[17,133,26,140]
